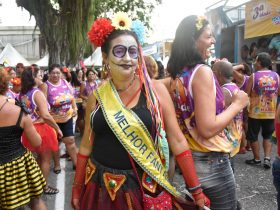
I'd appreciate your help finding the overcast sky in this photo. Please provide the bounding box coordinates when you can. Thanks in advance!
[0,0,248,42]
[0,0,214,42]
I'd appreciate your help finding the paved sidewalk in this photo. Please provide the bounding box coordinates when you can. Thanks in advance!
[44,134,278,210]
[173,146,278,210]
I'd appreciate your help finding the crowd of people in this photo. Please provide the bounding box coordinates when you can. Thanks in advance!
[0,12,280,210]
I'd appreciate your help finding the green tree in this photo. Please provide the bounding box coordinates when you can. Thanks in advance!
[16,0,160,66]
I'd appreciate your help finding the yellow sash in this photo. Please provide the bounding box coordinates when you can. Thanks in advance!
[94,81,181,198]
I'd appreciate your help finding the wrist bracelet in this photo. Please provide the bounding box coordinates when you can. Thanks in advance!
[188,184,202,192]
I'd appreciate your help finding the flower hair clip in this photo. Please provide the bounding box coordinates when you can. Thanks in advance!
[111,12,132,30]
[87,18,114,47]
[196,15,206,31]
[62,67,69,73]
[88,12,145,47]
[131,20,145,45]
[10,77,21,86]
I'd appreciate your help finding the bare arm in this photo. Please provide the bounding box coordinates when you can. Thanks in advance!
[222,88,232,108]
[40,83,48,98]
[79,83,88,101]
[153,80,210,208]
[152,80,189,155]
[71,97,78,117]
[21,114,42,147]
[192,66,248,139]
[79,92,96,156]
[233,64,245,86]
[34,91,62,138]
[159,77,172,93]
[245,75,253,96]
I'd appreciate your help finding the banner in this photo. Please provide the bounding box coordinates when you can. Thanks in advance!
[245,0,280,39]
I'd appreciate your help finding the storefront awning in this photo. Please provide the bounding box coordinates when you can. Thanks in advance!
[245,0,280,39]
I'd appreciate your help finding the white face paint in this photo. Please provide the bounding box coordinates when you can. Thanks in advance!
[105,35,139,80]
[195,25,216,60]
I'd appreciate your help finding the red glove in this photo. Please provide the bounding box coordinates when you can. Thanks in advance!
[71,153,88,210]
[275,120,280,157]
[175,150,210,208]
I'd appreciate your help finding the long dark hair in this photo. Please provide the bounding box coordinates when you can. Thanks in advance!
[21,68,36,94]
[70,71,81,87]
[76,68,85,81]
[167,15,209,79]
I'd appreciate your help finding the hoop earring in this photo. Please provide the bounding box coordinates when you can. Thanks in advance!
[105,64,110,71]
[101,64,110,79]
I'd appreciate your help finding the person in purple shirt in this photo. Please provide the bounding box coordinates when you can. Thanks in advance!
[245,52,280,169]
[162,15,249,210]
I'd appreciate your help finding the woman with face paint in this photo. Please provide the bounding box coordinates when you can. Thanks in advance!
[71,12,210,210]
[164,15,249,210]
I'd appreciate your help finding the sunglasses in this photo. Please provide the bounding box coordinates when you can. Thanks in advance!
[112,45,138,59]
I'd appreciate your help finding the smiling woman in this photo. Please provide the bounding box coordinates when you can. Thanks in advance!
[165,15,249,210]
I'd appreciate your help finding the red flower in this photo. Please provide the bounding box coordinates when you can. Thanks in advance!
[62,67,69,73]
[11,77,21,86]
[87,18,114,47]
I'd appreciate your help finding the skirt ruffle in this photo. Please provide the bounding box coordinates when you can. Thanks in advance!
[0,150,46,210]
[80,159,197,210]
[22,122,58,153]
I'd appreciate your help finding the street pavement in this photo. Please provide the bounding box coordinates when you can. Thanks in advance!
[42,134,278,210]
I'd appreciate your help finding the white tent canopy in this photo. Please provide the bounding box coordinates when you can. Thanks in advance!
[84,47,102,66]
[35,54,49,67]
[0,43,30,66]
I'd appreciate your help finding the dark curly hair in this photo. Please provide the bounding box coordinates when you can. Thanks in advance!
[0,68,10,95]
[167,15,209,79]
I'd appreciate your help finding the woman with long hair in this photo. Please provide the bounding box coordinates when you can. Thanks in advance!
[0,68,47,210]
[20,67,63,194]
[165,15,249,209]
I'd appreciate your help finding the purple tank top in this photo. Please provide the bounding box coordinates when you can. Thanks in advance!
[239,75,249,91]
[73,86,80,98]
[19,87,41,121]
[174,65,224,128]
[222,83,243,120]
[248,70,279,119]
[46,79,74,115]
[171,65,233,152]
[253,70,279,95]
[83,81,98,96]
[6,89,18,100]
[222,82,243,156]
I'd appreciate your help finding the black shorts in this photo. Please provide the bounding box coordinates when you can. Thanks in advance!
[57,117,74,138]
[246,117,274,142]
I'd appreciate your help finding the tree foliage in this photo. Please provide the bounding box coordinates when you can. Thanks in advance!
[16,0,160,66]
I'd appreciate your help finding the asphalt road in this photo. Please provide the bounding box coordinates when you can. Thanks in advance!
[41,134,278,210]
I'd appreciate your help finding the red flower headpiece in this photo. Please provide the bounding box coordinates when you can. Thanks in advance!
[87,18,115,47]
[10,77,21,86]
[62,67,69,73]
